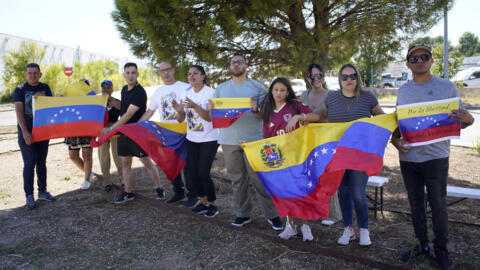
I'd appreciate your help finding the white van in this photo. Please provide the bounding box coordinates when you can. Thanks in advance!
[453,67,480,87]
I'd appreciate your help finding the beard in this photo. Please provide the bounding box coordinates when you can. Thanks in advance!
[232,69,246,77]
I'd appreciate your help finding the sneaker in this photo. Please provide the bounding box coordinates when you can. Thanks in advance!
[337,227,356,245]
[204,205,219,218]
[166,193,187,204]
[401,245,431,263]
[268,216,284,231]
[192,203,209,214]
[115,192,135,204]
[434,247,453,270]
[278,222,298,240]
[321,219,337,226]
[185,196,200,208]
[81,180,91,190]
[155,188,166,200]
[104,185,112,193]
[26,195,36,209]
[359,228,371,246]
[301,224,314,242]
[231,217,252,227]
[38,191,56,202]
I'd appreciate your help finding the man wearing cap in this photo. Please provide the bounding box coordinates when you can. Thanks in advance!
[98,80,123,192]
[138,61,198,207]
[391,44,474,269]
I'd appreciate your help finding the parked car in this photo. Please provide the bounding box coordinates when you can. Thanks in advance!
[380,71,412,88]
[453,67,480,87]
[291,79,306,96]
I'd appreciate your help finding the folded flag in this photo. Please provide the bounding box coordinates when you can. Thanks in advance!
[64,81,92,97]
[91,121,187,181]
[211,98,251,128]
[32,95,108,142]
[243,113,397,220]
[397,98,460,146]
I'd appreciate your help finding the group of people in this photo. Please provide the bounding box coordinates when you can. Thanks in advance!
[13,43,474,269]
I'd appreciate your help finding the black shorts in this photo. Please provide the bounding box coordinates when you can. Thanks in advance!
[117,134,147,157]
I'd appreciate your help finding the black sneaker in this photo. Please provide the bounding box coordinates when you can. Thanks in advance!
[268,216,284,231]
[104,185,112,193]
[204,205,219,218]
[192,203,209,214]
[155,188,166,200]
[401,245,431,263]
[434,247,453,270]
[166,193,187,204]
[185,196,200,208]
[231,217,251,227]
[115,192,135,204]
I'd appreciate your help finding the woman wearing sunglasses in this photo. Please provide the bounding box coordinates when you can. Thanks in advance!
[300,63,342,227]
[286,63,384,246]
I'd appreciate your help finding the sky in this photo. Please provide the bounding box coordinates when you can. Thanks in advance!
[0,0,478,62]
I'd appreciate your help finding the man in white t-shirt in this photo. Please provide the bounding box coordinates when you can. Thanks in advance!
[139,61,198,207]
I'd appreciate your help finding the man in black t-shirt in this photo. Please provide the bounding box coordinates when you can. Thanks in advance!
[98,79,123,192]
[101,63,166,203]
[13,63,56,209]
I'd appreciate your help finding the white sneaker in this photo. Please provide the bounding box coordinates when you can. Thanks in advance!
[278,222,297,240]
[300,224,314,242]
[359,228,371,246]
[81,180,91,190]
[321,219,337,226]
[337,227,356,245]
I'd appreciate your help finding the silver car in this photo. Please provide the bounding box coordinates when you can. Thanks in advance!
[453,67,480,88]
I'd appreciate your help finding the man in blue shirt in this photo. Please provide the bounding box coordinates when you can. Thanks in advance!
[13,63,56,209]
[212,53,282,230]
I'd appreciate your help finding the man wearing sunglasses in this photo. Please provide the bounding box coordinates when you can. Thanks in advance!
[392,44,474,269]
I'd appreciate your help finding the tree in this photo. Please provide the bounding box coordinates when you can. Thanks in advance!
[42,63,69,96]
[112,0,453,82]
[431,43,462,79]
[458,32,480,57]
[1,41,45,100]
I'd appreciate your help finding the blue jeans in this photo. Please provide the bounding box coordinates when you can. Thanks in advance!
[338,170,369,229]
[18,126,49,196]
[400,158,449,250]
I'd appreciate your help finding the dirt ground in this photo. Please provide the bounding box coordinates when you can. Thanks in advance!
[0,128,479,269]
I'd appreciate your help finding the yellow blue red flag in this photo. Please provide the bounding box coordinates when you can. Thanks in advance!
[397,98,460,146]
[211,98,251,128]
[32,95,108,142]
[243,113,397,220]
[91,121,187,181]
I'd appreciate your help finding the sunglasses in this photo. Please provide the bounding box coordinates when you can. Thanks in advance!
[309,73,324,80]
[408,53,431,63]
[340,73,358,81]
[230,60,246,65]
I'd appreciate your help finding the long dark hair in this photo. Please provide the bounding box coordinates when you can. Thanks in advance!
[307,63,327,89]
[261,77,298,123]
[189,64,207,84]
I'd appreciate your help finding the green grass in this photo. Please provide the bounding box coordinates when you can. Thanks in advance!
[0,217,7,226]
[189,233,213,247]
[0,191,10,199]
[63,176,71,181]
[95,194,108,203]
[472,137,480,154]
[0,236,54,268]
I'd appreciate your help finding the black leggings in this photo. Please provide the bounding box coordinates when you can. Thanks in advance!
[186,140,218,203]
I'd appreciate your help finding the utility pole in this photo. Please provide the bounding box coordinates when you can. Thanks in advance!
[443,7,449,79]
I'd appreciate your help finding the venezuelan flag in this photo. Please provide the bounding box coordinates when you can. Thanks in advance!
[397,98,460,146]
[243,113,397,220]
[211,98,251,128]
[91,121,187,181]
[32,95,108,142]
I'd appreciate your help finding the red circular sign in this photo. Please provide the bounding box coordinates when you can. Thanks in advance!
[64,67,73,76]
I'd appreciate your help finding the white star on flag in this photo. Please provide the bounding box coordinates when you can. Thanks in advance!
[332,148,336,154]
[321,148,328,154]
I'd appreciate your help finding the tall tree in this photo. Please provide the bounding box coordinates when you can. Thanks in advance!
[1,41,45,100]
[112,0,452,82]
[458,32,480,57]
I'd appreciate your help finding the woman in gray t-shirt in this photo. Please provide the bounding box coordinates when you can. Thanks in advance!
[287,63,384,246]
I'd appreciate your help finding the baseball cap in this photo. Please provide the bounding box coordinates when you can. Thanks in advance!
[406,44,432,60]
[101,79,113,87]
[80,78,90,86]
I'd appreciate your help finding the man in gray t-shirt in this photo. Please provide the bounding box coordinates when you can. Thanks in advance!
[392,44,474,268]
[210,53,282,230]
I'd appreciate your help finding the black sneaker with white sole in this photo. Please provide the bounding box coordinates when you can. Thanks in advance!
[204,205,219,218]
[115,192,135,204]
[268,216,284,231]
[155,188,166,200]
[166,193,187,204]
[192,203,209,214]
[231,217,251,227]
[185,196,200,208]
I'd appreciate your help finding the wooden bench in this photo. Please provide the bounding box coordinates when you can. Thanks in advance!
[367,176,389,219]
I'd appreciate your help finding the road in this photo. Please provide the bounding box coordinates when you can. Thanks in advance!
[1,103,478,148]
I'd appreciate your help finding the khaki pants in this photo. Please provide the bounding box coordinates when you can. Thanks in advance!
[328,191,343,221]
[98,137,123,186]
[222,144,279,220]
